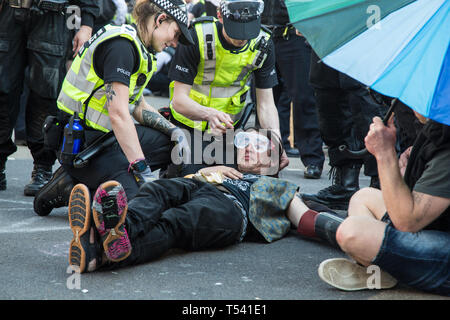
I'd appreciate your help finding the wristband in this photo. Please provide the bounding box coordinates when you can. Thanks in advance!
[128,158,146,173]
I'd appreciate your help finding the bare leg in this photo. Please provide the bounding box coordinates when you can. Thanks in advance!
[337,216,387,266]
[348,187,386,220]
[286,192,310,227]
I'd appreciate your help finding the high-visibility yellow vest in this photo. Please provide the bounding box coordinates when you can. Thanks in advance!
[170,18,271,131]
[57,24,156,132]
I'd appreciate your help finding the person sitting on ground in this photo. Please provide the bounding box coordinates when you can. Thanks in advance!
[67,128,343,273]
[317,113,450,296]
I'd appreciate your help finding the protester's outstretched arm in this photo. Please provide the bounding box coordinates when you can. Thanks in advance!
[365,116,450,232]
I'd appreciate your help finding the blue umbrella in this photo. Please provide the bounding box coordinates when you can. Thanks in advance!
[285,0,450,126]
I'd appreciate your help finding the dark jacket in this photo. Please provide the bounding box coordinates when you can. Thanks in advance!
[70,0,100,28]
[261,0,290,27]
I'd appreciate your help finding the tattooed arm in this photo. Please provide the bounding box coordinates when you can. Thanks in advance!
[132,96,176,136]
[106,82,145,163]
[365,116,450,232]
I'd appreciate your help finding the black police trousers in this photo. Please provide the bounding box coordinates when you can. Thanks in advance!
[0,5,68,166]
[103,178,243,270]
[273,33,325,168]
[309,51,387,176]
[63,125,172,200]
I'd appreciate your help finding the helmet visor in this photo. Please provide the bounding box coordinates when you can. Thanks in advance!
[234,131,270,153]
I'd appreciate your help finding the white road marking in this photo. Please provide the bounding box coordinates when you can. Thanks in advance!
[0,199,33,205]
[0,216,70,234]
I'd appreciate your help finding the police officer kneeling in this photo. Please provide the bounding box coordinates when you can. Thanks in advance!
[34,0,194,216]
[168,0,289,174]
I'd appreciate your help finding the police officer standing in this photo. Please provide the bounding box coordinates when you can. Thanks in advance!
[261,0,325,180]
[0,0,99,194]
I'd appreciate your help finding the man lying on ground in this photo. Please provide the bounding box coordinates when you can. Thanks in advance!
[67,128,343,273]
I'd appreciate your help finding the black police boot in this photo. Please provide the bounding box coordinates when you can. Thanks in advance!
[0,156,6,191]
[369,175,381,189]
[34,166,75,216]
[301,164,361,210]
[24,164,53,196]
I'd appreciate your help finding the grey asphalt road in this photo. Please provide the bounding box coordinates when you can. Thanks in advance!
[0,95,447,304]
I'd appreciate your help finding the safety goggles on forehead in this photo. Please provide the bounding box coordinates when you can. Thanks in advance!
[234,131,271,153]
[221,0,264,22]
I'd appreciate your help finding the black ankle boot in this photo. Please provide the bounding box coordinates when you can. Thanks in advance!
[0,156,6,191]
[34,166,75,216]
[301,164,361,210]
[24,164,53,196]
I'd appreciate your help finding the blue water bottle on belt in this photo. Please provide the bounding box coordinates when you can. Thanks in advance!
[60,113,84,165]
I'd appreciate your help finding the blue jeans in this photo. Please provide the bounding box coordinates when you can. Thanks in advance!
[373,213,450,296]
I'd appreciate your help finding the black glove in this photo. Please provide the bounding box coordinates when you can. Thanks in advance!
[168,127,191,164]
[129,159,159,186]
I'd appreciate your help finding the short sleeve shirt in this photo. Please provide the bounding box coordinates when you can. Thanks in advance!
[413,148,450,199]
[93,37,140,87]
[413,147,450,232]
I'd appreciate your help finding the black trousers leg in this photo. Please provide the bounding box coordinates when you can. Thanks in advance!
[109,178,243,268]
[25,11,68,167]
[274,36,324,168]
[65,125,172,200]
[0,6,26,159]
[310,51,386,175]
[272,70,291,148]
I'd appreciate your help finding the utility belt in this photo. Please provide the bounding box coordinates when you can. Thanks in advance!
[43,110,88,167]
[267,25,296,40]
[7,0,68,13]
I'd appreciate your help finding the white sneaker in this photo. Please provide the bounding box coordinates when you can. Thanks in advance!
[318,258,397,291]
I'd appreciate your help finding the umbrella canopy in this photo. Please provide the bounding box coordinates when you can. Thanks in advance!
[285,0,450,126]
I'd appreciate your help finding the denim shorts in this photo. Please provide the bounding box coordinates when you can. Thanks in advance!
[372,213,450,296]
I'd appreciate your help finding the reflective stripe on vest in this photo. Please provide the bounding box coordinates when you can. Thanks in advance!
[57,24,156,132]
[170,20,270,131]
